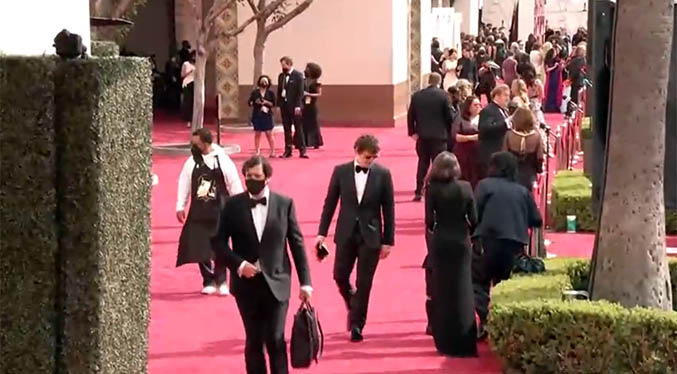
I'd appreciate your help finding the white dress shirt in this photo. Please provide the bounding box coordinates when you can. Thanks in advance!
[176,144,244,212]
[237,186,312,292]
[354,160,370,204]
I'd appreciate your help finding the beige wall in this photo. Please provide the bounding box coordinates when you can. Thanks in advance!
[236,0,395,85]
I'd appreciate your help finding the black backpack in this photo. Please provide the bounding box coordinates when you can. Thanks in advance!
[290,301,324,368]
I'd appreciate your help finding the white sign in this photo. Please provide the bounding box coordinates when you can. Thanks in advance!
[0,0,91,56]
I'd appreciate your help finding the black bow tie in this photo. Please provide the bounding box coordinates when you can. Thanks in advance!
[249,197,267,208]
[355,165,369,174]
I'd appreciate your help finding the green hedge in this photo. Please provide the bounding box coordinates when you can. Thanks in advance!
[490,258,677,373]
[91,41,120,57]
[551,171,677,233]
[0,56,151,373]
[0,57,59,373]
[551,171,596,231]
[54,58,152,373]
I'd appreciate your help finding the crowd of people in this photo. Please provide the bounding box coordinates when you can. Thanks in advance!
[168,25,588,373]
[407,24,588,357]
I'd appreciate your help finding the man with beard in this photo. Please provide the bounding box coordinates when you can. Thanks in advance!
[277,56,307,158]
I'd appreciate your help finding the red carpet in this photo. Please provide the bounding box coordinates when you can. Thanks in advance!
[149,116,503,373]
[148,113,673,373]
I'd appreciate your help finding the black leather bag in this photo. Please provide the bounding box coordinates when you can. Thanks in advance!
[513,252,546,274]
[290,301,323,368]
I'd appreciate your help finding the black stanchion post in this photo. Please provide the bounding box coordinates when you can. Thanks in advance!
[216,94,222,145]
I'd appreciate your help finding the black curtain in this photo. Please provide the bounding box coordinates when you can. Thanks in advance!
[509,1,519,44]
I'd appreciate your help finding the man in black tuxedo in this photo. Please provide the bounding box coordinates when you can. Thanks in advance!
[478,84,511,179]
[213,155,312,374]
[408,73,454,201]
[316,135,395,342]
[277,56,307,158]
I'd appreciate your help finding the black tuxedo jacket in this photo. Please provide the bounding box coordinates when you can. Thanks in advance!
[277,69,304,111]
[407,86,454,141]
[213,191,311,302]
[318,162,395,249]
[478,102,509,164]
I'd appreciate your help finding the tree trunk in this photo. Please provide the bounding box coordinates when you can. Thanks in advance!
[253,23,267,85]
[192,48,207,131]
[590,0,674,310]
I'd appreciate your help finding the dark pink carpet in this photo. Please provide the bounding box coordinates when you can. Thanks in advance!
[149,116,504,373]
[147,112,673,374]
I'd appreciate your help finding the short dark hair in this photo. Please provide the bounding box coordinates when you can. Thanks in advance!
[241,155,273,178]
[426,151,461,184]
[354,134,380,154]
[280,56,293,65]
[428,72,442,86]
[191,128,212,144]
[488,152,518,181]
[447,85,459,95]
[257,75,272,87]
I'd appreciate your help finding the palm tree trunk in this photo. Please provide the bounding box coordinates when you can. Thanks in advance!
[192,47,207,130]
[590,0,674,310]
[253,22,266,84]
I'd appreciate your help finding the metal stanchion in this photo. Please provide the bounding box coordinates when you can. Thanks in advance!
[216,94,222,145]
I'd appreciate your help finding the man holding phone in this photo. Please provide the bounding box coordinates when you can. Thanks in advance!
[316,135,395,342]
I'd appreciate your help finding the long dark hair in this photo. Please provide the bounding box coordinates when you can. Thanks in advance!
[426,152,461,186]
[488,152,518,181]
[461,96,479,121]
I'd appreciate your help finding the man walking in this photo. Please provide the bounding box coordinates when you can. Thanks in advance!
[277,56,308,158]
[213,156,312,374]
[316,135,395,342]
[176,128,243,295]
[408,73,455,201]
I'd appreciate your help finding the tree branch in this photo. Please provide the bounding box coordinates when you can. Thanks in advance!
[206,11,259,52]
[246,0,258,13]
[264,0,314,35]
[259,0,287,18]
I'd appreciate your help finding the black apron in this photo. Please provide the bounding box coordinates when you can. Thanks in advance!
[176,154,228,266]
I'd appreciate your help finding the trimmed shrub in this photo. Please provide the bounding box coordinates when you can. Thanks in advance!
[0,57,59,373]
[490,300,677,374]
[490,258,677,373]
[54,57,152,373]
[668,210,677,234]
[551,171,596,231]
[91,41,120,57]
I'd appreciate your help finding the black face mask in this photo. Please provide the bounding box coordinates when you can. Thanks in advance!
[282,67,290,74]
[259,82,269,88]
[191,145,203,160]
[246,178,266,195]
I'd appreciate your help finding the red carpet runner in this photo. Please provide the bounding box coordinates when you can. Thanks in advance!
[149,118,505,373]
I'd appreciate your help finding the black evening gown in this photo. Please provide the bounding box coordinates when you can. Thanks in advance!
[302,80,323,148]
[425,180,478,357]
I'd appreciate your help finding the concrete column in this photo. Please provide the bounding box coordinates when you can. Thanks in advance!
[409,0,422,95]
[454,0,479,36]
[215,1,239,121]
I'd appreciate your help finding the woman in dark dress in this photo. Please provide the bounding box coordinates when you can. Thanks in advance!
[248,75,277,157]
[503,107,544,191]
[452,96,482,189]
[543,47,563,113]
[302,62,324,149]
[425,152,478,357]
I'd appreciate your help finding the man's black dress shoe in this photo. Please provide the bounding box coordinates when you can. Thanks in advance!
[350,327,363,342]
[280,152,292,158]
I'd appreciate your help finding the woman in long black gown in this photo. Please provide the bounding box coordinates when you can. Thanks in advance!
[424,152,478,357]
[302,62,324,148]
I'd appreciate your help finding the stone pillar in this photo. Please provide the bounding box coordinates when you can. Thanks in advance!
[215,1,240,122]
[409,0,422,96]
[454,0,479,36]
